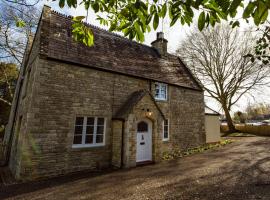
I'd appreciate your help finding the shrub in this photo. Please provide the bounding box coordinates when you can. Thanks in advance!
[162,139,233,160]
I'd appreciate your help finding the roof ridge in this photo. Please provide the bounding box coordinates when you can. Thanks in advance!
[50,9,155,50]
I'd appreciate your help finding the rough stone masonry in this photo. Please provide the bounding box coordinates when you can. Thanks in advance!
[2,5,205,181]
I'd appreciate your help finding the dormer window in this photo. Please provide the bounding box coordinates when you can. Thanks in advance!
[155,82,167,101]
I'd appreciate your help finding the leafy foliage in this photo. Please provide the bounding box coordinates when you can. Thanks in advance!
[55,0,270,46]
[15,19,26,28]
[0,62,18,105]
[1,3,39,64]
[246,23,270,64]
[72,16,94,47]
[0,63,18,136]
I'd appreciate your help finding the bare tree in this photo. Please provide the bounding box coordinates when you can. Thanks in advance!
[177,24,270,133]
[0,2,40,64]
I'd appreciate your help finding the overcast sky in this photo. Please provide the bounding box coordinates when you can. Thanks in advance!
[43,1,270,113]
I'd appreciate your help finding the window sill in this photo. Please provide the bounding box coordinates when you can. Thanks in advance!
[155,98,168,102]
[72,144,105,149]
[162,139,169,142]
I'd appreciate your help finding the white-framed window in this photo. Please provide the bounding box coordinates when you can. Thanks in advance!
[155,82,167,100]
[163,119,169,141]
[72,116,106,148]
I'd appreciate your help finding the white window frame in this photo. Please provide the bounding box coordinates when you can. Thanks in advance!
[155,82,168,101]
[72,116,106,148]
[163,119,169,141]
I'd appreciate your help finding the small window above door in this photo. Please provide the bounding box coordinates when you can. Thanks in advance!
[155,82,167,101]
[137,121,148,132]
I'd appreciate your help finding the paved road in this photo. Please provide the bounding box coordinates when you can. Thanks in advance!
[1,137,270,200]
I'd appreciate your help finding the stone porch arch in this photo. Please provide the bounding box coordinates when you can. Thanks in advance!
[112,90,165,168]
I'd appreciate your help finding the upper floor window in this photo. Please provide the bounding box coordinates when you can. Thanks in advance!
[73,116,105,148]
[155,82,167,101]
[163,119,169,141]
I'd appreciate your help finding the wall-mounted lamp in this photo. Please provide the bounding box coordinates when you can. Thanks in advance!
[144,108,153,118]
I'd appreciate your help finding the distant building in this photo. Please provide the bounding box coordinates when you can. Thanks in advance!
[205,106,220,143]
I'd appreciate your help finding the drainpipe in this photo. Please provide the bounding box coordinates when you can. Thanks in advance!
[120,120,125,168]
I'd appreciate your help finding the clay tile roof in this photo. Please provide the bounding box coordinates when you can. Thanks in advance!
[38,6,202,91]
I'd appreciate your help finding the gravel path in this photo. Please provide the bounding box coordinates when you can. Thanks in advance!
[1,137,270,200]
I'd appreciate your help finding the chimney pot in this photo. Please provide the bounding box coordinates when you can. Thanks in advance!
[157,32,164,39]
[151,32,168,56]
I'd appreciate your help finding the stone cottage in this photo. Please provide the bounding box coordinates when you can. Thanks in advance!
[1,6,205,181]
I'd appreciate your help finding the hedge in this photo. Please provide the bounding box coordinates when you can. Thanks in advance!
[221,124,270,136]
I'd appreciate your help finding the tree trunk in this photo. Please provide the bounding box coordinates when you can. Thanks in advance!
[222,105,236,134]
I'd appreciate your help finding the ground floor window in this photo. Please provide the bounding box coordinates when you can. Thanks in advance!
[163,119,169,141]
[73,116,105,147]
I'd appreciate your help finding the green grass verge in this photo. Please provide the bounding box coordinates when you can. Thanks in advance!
[226,132,256,137]
[162,139,233,160]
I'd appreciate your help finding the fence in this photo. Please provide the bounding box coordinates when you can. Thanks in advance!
[221,124,270,136]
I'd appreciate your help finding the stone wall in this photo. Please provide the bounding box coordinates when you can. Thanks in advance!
[111,120,123,168]
[3,17,43,178]
[123,94,164,167]
[9,57,205,180]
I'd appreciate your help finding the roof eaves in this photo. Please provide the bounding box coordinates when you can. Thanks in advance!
[177,57,204,91]
[46,56,203,92]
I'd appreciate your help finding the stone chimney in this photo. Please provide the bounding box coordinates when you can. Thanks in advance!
[151,32,168,55]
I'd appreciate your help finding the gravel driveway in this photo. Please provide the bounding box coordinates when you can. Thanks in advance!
[1,137,270,200]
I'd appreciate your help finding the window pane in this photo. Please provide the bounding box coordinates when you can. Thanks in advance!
[164,125,168,133]
[74,126,83,135]
[155,88,160,96]
[137,121,148,132]
[73,135,82,144]
[86,126,94,135]
[164,131,168,139]
[163,119,169,139]
[164,119,168,126]
[87,117,94,125]
[85,135,93,144]
[155,83,160,97]
[96,135,103,143]
[97,118,104,125]
[97,126,104,135]
[75,117,84,125]
[160,86,166,98]
[155,83,167,100]
[161,86,166,92]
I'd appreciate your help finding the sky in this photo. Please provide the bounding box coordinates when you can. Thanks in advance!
[41,1,270,113]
